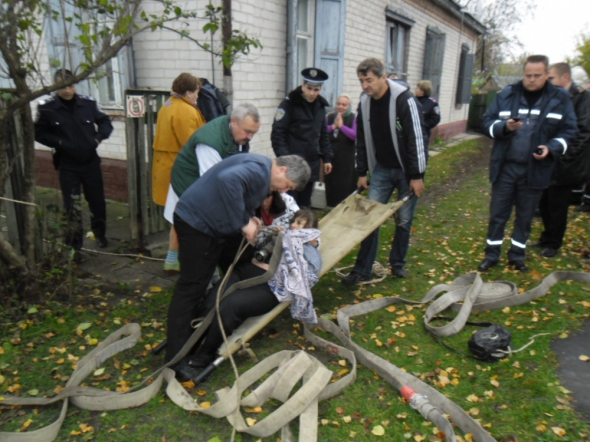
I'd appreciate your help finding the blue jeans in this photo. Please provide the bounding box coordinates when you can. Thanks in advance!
[352,165,418,277]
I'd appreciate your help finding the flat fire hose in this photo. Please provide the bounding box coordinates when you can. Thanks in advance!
[2,270,590,441]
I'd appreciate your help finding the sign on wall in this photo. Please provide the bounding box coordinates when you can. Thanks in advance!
[126,95,145,118]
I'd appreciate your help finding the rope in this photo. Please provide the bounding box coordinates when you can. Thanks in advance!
[0,196,38,207]
[334,261,389,285]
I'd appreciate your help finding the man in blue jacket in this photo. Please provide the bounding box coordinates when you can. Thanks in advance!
[165,153,310,382]
[478,55,578,272]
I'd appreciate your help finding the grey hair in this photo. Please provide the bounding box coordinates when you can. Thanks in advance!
[337,93,352,102]
[231,103,260,123]
[276,155,311,190]
[572,66,589,87]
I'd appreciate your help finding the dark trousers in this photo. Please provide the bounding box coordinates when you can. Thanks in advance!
[484,162,543,262]
[58,162,106,250]
[194,262,277,364]
[165,214,241,362]
[289,181,314,208]
[538,183,575,249]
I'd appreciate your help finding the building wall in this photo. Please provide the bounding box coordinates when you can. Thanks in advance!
[342,0,480,133]
[34,0,482,200]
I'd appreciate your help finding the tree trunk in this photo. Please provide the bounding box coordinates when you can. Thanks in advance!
[222,0,233,105]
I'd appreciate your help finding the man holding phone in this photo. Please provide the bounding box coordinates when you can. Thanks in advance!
[478,55,577,272]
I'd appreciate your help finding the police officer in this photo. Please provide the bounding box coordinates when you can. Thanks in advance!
[415,80,441,149]
[271,68,333,207]
[35,69,113,262]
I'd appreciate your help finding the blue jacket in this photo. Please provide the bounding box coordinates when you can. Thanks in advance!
[482,81,578,189]
[175,154,272,238]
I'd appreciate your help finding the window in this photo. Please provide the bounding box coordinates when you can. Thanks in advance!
[456,44,474,105]
[45,0,127,109]
[385,9,414,80]
[295,0,315,86]
[422,27,446,100]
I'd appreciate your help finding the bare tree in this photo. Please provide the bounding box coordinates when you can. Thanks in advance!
[0,0,260,276]
[462,0,536,75]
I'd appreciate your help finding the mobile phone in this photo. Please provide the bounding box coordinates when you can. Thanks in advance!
[534,147,543,155]
[512,117,521,122]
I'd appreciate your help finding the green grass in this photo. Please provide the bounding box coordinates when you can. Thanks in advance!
[1,137,589,441]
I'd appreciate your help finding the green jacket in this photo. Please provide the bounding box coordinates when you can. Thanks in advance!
[171,115,250,196]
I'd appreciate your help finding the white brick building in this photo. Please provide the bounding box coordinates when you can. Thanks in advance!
[34,0,484,201]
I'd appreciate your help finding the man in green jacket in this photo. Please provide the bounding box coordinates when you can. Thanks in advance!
[162,103,261,274]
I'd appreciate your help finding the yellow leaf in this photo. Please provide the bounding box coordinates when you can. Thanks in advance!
[321,419,329,425]
[413,435,424,441]
[372,425,385,436]
[502,307,510,314]
[466,394,479,403]
[79,423,94,433]
[490,379,500,388]
[342,416,352,423]
[551,427,566,437]
[181,380,195,389]
[336,368,349,377]
[559,333,569,339]
[396,412,408,419]
[77,322,92,331]
[244,406,263,413]
[375,339,383,347]
[0,375,4,384]
[70,430,82,436]
[150,286,163,293]
[21,418,34,431]
[246,417,257,427]
[464,434,474,442]
[536,424,547,432]
[196,390,207,396]
[373,294,383,299]
[579,355,590,362]
[200,401,211,409]
[385,306,396,312]
[338,360,347,366]
[349,431,357,437]
[0,347,4,355]
[469,407,480,416]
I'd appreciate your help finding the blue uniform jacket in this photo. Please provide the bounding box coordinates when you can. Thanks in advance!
[482,81,578,189]
[175,154,272,238]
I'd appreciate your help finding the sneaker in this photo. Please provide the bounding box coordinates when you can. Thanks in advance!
[164,261,181,276]
[341,272,371,285]
[391,266,408,278]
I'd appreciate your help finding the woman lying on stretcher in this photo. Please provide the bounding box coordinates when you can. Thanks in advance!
[187,209,322,377]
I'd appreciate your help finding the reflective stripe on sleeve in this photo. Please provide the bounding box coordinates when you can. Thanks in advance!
[553,137,567,154]
[489,120,501,138]
[546,113,563,120]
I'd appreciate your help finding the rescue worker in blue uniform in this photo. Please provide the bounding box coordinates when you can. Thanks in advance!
[478,55,578,272]
[35,69,113,261]
[271,68,333,207]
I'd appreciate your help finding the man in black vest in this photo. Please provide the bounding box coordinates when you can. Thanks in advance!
[35,69,113,262]
[271,68,333,207]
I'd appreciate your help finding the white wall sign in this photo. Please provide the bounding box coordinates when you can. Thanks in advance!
[126,95,145,118]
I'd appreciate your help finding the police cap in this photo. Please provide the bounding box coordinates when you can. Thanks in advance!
[301,68,329,87]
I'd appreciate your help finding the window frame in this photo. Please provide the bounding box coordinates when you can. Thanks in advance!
[384,9,414,81]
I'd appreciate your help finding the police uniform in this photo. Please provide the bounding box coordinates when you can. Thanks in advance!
[416,95,441,147]
[35,94,113,251]
[271,68,333,207]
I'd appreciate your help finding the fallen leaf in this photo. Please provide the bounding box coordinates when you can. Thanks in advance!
[466,394,479,403]
[200,401,211,409]
[93,367,105,376]
[27,389,39,396]
[342,416,352,423]
[244,406,263,413]
[336,407,344,414]
[551,427,566,437]
[150,286,163,293]
[245,417,256,427]
[372,425,385,436]
[77,323,92,331]
[490,379,500,388]
[579,355,590,362]
[79,423,94,433]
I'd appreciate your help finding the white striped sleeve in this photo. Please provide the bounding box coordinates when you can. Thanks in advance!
[407,97,426,173]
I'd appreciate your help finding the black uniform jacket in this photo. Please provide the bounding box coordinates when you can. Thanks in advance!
[271,86,333,182]
[35,94,113,167]
[416,95,441,135]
